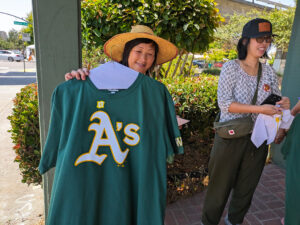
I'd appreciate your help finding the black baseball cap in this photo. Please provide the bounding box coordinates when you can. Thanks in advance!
[242,18,276,38]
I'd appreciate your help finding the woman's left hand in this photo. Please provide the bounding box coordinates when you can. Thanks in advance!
[276,97,290,110]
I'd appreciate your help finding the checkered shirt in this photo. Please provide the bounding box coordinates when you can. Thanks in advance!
[218,60,281,122]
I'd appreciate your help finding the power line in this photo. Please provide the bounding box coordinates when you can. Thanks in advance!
[0,11,31,24]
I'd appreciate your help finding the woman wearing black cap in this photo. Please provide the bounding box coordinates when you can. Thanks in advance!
[201,18,290,225]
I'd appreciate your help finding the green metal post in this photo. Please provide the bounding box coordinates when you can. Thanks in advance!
[32,0,81,218]
[271,1,300,168]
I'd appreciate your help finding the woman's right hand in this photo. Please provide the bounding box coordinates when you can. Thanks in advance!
[65,68,90,81]
[259,104,282,116]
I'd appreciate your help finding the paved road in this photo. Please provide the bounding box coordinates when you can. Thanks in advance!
[0,62,44,225]
[0,61,36,86]
[0,61,36,72]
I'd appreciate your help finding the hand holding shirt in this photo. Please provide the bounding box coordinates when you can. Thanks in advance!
[251,109,294,148]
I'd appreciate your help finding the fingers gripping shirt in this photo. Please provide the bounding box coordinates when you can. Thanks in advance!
[217,60,281,122]
[38,74,183,225]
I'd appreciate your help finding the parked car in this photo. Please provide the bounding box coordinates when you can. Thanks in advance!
[213,62,224,68]
[0,50,24,62]
[192,60,206,68]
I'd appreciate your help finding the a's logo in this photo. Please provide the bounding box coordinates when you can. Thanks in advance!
[75,101,140,166]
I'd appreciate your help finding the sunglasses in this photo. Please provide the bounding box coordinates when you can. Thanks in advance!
[256,36,273,43]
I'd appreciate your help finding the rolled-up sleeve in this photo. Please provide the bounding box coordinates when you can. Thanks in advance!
[217,62,236,113]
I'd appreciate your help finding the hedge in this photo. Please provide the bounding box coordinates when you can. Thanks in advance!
[161,75,219,141]
[7,83,41,185]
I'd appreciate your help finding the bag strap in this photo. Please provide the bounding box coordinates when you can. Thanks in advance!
[215,62,262,123]
[251,62,262,105]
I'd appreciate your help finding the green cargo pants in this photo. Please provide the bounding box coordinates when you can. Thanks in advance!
[201,133,268,225]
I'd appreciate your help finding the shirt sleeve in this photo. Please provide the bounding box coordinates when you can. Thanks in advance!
[39,88,62,174]
[164,86,184,162]
[217,62,237,113]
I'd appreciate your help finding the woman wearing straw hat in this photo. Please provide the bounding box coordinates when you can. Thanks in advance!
[65,25,189,127]
[39,25,184,225]
[65,24,177,79]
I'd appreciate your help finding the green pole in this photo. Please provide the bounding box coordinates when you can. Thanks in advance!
[32,0,81,218]
[271,1,300,167]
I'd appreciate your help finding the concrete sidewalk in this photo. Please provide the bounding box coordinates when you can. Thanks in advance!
[0,84,44,225]
[165,164,285,225]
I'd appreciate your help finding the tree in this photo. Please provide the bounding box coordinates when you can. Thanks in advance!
[81,0,223,76]
[214,7,296,52]
[81,0,222,52]
[21,12,34,45]
[267,7,295,52]
[7,29,23,49]
[0,38,14,49]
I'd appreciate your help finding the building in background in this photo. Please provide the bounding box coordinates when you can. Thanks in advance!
[0,31,8,40]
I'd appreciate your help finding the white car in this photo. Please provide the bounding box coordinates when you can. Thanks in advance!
[0,50,24,62]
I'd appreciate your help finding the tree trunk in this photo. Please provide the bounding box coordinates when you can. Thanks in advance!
[158,65,162,79]
[154,65,162,79]
[180,53,189,76]
[165,60,173,78]
[187,53,195,77]
[172,49,184,77]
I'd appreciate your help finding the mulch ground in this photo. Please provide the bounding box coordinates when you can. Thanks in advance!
[167,135,213,204]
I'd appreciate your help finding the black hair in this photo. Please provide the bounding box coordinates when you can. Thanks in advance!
[237,37,250,60]
[237,37,271,60]
[120,38,159,76]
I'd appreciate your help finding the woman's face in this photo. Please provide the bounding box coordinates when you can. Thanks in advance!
[247,36,271,58]
[128,43,156,74]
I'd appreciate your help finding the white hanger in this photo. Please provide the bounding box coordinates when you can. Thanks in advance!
[89,61,139,89]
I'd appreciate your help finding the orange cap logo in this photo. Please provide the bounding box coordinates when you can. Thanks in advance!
[259,22,271,32]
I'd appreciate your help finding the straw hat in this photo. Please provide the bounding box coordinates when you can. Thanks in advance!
[104,25,178,65]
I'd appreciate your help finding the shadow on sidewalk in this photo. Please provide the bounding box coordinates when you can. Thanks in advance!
[0,72,37,85]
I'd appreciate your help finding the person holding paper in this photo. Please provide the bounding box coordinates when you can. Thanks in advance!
[201,18,290,225]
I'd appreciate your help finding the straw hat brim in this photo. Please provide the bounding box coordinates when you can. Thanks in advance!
[104,32,178,65]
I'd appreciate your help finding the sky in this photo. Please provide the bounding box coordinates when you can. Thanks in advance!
[0,0,296,35]
[0,0,32,34]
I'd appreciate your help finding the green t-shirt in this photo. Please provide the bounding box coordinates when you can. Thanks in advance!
[281,115,300,225]
[39,74,184,225]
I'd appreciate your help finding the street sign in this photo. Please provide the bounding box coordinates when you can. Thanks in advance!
[14,21,28,26]
[22,33,31,42]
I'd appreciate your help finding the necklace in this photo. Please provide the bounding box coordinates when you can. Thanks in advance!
[239,60,259,76]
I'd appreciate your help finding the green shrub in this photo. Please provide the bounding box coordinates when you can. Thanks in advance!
[7,83,42,185]
[82,46,109,69]
[161,75,219,141]
[201,68,221,75]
